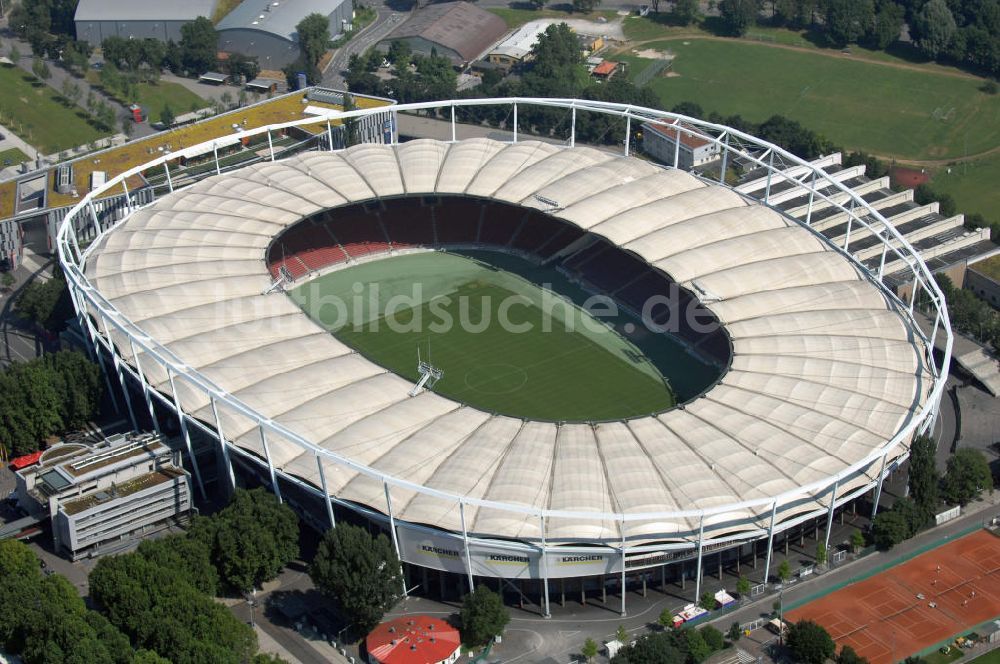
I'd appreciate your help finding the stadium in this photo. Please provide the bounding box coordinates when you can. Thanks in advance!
[58,98,951,617]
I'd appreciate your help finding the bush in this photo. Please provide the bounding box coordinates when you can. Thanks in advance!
[787,620,836,664]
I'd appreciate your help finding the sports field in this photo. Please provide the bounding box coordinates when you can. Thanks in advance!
[288,250,713,421]
[786,529,1000,664]
[621,39,1000,161]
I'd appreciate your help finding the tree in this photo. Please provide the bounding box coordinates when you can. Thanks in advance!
[815,541,827,566]
[582,637,599,663]
[611,632,686,664]
[253,655,291,664]
[160,104,175,128]
[572,0,600,12]
[9,44,21,63]
[872,509,910,550]
[942,448,992,506]
[658,607,674,628]
[297,13,331,67]
[31,56,50,82]
[736,574,751,597]
[1,272,15,291]
[121,116,134,138]
[718,0,759,36]
[96,102,116,131]
[837,644,869,664]
[851,529,866,553]
[912,0,956,59]
[867,0,904,49]
[700,625,724,652]
[673,0,699,24]
[460,586,510,648]
[527,0,547,8]
[908,435,940,521]
[616,624,629,644]
[90,551,257,663]
[699,590,716,611]
[189,488,299,593]
[179,16,217,73]
[388,40,412,69]
[823,0,874,45]
[728,622,742,642]
[777,559,791,583]
[309,523,402,634]
[786,620,836,664]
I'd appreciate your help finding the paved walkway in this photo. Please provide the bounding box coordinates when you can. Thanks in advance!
[0,121,38,161]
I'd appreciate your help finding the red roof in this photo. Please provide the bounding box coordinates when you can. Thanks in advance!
[10,450,42,470]
[646,121,713,149]
[593,61,618,75]
[367,616,461,664]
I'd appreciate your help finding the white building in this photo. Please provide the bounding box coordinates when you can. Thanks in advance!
[642,121,721,171]
[14,432,192,559]
[487,22,549,70]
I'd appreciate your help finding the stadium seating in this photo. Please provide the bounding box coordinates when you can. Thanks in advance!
[434,198,483,244]
[380,198,434,246]
[262,197,731,369]
[478,204,524,246]
[511,211,569,254]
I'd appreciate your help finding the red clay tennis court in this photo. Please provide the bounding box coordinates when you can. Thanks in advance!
[787,529,1000,664]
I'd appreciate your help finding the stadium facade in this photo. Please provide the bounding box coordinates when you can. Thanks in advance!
[57,98,951,616]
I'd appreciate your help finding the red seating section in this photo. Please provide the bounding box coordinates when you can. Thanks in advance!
[263,195,729,364]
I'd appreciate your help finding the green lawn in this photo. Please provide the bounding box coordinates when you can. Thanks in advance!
[971,648,1000,663]
[133,81,206,122]
[289,251,688,421]
[930,152,1000,221]
[926,646,966,664]
[621,38,1000,161]
[0,147,30,166]
[0,65,108,154]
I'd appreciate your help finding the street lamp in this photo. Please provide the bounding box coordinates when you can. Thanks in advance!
[245,590,257,628]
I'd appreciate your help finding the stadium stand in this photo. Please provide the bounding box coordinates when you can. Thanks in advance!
[265,194,729,366]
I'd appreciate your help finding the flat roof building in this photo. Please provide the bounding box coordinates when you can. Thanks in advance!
[377,2,508,67]
[642,121,721,171]
[487,21,548,70]
[14,432,192,559]
[75,0,218,45]
[217,0,354,69]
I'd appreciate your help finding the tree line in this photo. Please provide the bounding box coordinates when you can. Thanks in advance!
[0,351,102,459]
[710,0,1000,78]
[88,488,298,663]
[871,436,992,550]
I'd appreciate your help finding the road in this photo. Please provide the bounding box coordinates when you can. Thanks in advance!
[322,5,409,90]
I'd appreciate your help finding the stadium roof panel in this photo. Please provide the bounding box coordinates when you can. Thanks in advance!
[84,139,932,545]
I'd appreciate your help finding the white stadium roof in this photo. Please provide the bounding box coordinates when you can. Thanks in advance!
[85,138,932,545]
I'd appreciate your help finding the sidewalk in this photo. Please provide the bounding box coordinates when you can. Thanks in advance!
[0,121,39,160]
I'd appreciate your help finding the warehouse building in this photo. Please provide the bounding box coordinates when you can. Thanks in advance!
[74,0,218,45]
[217,0,354,69]
[14,432,192,559]
[377,2,508,68]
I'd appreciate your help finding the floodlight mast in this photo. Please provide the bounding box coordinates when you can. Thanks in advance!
[409,345,443,397]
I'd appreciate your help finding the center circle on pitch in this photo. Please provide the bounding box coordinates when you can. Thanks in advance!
[463,363,529,395]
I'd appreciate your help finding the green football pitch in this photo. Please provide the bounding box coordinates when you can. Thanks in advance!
[289,251,719,421]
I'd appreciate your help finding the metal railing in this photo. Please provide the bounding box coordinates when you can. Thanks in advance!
[56,97,952,605]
